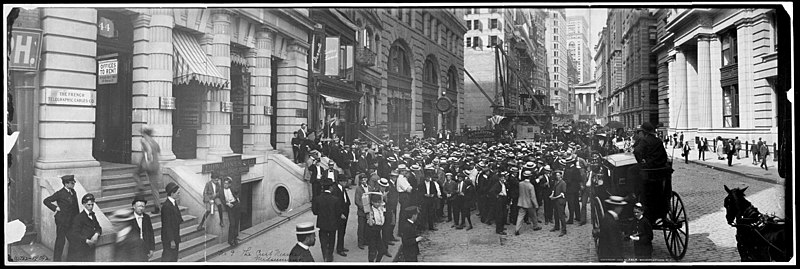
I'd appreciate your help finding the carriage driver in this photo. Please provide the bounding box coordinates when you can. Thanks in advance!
[632,122,671,224]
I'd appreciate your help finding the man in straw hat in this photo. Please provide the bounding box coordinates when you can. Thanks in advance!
[379,178,400,248]
[354,174,371,250]
[515,170,541,235]
[160,182,183,262]
[42,174,79,261]
[289,222,318,262]
[598,195,628,262]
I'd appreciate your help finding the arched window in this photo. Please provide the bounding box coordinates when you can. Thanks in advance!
[365,26,374,49]
[388,43,410,76]
[423,57,438,84]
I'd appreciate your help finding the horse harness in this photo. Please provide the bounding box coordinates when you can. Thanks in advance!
[729,204,786,257]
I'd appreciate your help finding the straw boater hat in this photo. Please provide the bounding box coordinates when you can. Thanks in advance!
[523,162,536,169]
[410,164,422,171]
[296,222,319,235]
[396,164,408,170]
[378,178,390,187]
[522,170,533,177]
[387,157,396,162]
[390,170,399,176]
[604,196,628,206]
[424,164,435,171]
[543,165,552,171]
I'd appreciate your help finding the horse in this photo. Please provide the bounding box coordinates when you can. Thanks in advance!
[723,185,788,262]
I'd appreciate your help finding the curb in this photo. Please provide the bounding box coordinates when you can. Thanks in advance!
[686,160,783,185]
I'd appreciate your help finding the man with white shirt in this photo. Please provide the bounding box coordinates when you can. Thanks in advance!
[221,177,241,247]
[123,196,155,261]
[66,193,102,262]
[418,175,441,231]
[490,172,510,235]
[395,165,413,211]
[330,176,351,257]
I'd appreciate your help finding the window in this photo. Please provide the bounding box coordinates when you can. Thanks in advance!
[473,36,482,47]
[554,74,559,81]
[553,59,558,65]
[466,9,473,15]
[554,90,559,96]
[473,20,481,30]
[555,103,559,110]
[423,57,438,84]
[398,9,403,21]
[473,8,480,14]
[466,20,472,31]
[388,44,410,76]
[466,37,472,47]
[554,27,558,34]
[489,8,498,13]
[553,43,558,50]
[554,82,559,88]
[554,66,559,73]
[553,20,558,26]
[490,19,499,29]
[722,85,739,127]
[721,29,738,66]
[770,12,778,51]
[554,51,558,57]
[490,35,498,46]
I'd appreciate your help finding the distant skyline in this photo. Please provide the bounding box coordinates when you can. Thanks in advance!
[565,8,607,80]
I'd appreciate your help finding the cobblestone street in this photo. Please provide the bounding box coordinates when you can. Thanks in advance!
[418,159,787,263]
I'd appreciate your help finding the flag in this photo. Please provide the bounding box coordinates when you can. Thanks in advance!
[488,115,506,128]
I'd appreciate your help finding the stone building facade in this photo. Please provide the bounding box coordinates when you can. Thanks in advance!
[662,8,782,145]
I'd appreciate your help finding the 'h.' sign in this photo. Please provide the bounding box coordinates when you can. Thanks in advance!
[10,28,43,71]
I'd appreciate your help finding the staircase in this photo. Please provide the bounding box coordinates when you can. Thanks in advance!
[97,162,220,262]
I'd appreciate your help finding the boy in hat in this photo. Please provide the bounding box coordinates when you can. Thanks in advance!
[289,222,318,262]
[66,193,102,262]
[117,195,155,262]
[629,202,654,261]
[198,173,224,231]
[43,175,80,261]
[160,182,183,261]
[366,193,387,262]
[549,170,567,236]
[398,206,425,262]
[598,196,628,262]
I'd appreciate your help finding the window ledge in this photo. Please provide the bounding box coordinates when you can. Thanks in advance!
[762,52,778,62]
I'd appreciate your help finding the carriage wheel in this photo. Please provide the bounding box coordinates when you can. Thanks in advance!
[591,197,603,260]
[662,191,689,260]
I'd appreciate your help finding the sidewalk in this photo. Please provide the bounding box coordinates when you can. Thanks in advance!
[666,147,785,185]
[208,186,402,263]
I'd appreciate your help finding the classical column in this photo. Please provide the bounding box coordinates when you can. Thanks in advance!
[709,35,723,128]
[244,27,274,154]
[685,45,698,135]
[696,35,713,129]
[132,9,177,162]
[666,50,677,133]
[673,48,688,131]
[200,9,233,158]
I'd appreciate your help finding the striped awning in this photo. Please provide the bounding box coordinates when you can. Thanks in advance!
[173,31,228,88]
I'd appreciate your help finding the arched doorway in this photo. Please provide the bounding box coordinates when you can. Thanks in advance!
[387,40,412,143]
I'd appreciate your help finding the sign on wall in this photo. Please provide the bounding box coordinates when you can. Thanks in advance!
[160,97,176,110]
[98,58,118,84]
[44,88,96,106]
[98,17,116,38]
[221,101,233,113]
[9,28,42,71]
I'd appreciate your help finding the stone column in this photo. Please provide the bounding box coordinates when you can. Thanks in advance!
[200,9,233,159]
[275,40,310,153]
[36,8,101,189]
[685,46,698,136]
[696,35,713,129]
[709,35,723,129]
[673,48,688,131]
[244,27,274,155]
[132,9,176,162]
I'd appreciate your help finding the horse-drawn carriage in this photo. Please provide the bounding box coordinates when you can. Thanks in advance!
[589,152,689,260]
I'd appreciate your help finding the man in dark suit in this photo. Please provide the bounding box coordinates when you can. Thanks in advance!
[160,182,183,262]
[312,181,339,262]
[489,172,510,235]
[66,193,102,262]
[220,177,241,247]
[289,222,317,262]
[598,196,627,262]
[297,123,309,162]
[379,178,399,254]
[42,175,79,262]
[198,173,223,231]
[398,206,423,262]
[324,160,340,183]
[330,176,351,257]
[418,175,441,231]
[291,131,302,163]
[116,195,155,262]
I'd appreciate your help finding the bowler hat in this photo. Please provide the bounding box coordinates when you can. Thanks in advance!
[131,195,148,205]
[604,196,628,206]
[638,122,655,133]
[165,182,180,194]
[61,175,76,184]
[295,222,319,235]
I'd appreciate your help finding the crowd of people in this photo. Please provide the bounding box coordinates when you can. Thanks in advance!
[295,120,674,263]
